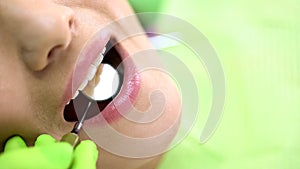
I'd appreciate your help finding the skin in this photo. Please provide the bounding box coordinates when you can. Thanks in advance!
[0,0,181,169]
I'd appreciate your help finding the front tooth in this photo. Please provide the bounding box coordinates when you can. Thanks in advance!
[72,91,79,99]
[93,54,103,67]
[78,79,88,91]
[102,47,107,54]
[87,65,97,81]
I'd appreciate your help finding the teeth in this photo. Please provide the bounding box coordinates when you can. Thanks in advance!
[87,65,97,81]
[93,54,103,67]
[72,90,79,99]
[102,47,107,54]
[71,45,107,101]
[78,79,88,91]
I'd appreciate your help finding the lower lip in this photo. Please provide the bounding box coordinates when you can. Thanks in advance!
[85,44,141,125]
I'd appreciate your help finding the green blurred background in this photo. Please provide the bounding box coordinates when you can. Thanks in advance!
[129,0,300,168]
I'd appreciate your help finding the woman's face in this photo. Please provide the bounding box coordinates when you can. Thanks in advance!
[0,0,180,168]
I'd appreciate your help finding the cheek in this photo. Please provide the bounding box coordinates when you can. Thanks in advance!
[0,57,49,142]
[0,67,35,129]
[0,77,41,147]
[0,62,27,116]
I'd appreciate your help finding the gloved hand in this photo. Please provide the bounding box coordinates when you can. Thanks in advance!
[0,134,98,169]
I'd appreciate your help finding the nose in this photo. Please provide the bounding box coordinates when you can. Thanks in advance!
[19,4,76,71]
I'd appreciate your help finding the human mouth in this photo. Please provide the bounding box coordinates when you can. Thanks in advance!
[64,33,141,124]
[70,31,110,98]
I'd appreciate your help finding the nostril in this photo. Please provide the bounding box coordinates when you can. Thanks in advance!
[68,16,78,36]
[69,20,73,29]
[69,17,74,30]
[47,45,63,62]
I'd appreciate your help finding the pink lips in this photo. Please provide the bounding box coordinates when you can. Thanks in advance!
[65,30,141,124]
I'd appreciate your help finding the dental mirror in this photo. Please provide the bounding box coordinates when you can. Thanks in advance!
[91,63,121,101]
[64,63,122,122]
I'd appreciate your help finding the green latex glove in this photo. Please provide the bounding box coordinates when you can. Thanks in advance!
[0,134,98,169]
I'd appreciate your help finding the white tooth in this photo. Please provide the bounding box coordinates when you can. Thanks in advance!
[72,91,79,99]
[66,101,70,105]
[78,79,88,90]
[88,65,97,81]
[102,47,107,54]
[93,54,103,67]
